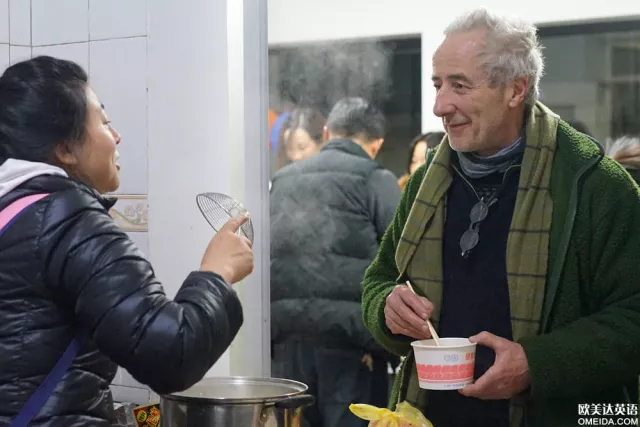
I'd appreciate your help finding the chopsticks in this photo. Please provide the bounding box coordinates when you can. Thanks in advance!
[405,280,441,346]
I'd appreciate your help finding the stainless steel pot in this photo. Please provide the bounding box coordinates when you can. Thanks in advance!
[160,376,315,427]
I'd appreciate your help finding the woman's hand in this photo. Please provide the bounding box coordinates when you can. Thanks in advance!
[200,215,254,284]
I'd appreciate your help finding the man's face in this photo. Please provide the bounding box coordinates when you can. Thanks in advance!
[432,30,525,155]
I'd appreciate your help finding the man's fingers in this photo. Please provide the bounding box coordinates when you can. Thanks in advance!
[461,333,503,399]
[386,317,407,337]
[469,331,506,351]
[384,305,412,331]
[387,298,431,335]
[385,305,429,339]
[386,310,421,339]
[459,366,497,399]
[398,286,434,320]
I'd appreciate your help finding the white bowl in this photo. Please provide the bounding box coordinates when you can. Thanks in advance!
[411,338,477,390]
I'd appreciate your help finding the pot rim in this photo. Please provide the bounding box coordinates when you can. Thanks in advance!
[160,376,309,405]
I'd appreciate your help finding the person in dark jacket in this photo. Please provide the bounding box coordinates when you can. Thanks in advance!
[0,56,254,426]
[270,97,402,427]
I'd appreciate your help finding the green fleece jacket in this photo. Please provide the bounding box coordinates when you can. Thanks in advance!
[362,122,640,426]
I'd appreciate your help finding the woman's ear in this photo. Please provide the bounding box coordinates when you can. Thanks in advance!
[53,142,78,167]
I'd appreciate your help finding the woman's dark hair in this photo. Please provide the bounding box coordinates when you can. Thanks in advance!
[407,131,445,171]
[283,108,326,145]
[276,107,326,168]
[0,56,89,163]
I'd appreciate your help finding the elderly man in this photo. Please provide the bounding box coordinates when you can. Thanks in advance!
[362,8,640,427]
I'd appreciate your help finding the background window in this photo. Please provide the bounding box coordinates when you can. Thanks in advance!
[268,37,422,177]
[538,20,640,142]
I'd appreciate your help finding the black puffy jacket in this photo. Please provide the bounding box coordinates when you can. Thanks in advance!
[0,161,243,426]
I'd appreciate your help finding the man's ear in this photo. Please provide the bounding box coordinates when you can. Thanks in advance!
[508,77,528,108]
[323,126,330,142]
[371,138,384,157]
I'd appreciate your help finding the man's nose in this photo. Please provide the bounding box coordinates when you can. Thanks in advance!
[433,90,456,118]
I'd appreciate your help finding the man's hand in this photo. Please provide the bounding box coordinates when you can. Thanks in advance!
[459,332,531,400]
[384,285,435,340]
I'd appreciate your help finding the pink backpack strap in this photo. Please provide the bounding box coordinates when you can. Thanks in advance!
[0,193,50,232]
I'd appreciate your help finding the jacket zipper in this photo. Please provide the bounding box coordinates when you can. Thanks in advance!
[541,147,603,332]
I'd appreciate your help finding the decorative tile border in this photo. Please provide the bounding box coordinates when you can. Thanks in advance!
[109,195,148,232]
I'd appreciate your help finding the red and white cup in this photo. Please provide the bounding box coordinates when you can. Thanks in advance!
[411,338,477,390]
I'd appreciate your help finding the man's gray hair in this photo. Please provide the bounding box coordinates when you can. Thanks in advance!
[444,8,545,106]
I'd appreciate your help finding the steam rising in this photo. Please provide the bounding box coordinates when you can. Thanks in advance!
[273,41,393,111]
[271,182,337,256]
[270,181,362,300]
[269,40,394,298]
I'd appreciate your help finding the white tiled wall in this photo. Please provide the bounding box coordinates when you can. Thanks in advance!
[89,0,146,41]
[31,0,89,46]
[0,0,9,44]
[90,37,148,194]
[8,0,30,46]
[1,1,149,197]
[32,42,89,71]
[1,0,150,401]
[0,44,8,71]
[0,0,7,68]
[9,45,30,64]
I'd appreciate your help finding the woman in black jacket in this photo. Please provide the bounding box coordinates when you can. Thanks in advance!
[0,56,254,426]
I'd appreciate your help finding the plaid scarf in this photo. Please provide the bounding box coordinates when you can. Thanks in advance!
[394,102,559,426]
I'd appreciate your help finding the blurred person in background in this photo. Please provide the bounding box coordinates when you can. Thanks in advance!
[606,135,640,184]
[398,131,445,190]
[268,108,279,141]
[276,108,327,169]
[0,56,253,426]
[270,110,290,177]
[270,97,401,427]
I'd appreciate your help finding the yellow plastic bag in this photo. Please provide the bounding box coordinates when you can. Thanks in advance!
[349,401,434,427]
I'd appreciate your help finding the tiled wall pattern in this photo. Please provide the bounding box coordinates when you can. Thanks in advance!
[110,195,149,232]
[1,0,151,404]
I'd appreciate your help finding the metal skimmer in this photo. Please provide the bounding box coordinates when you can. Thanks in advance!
[196,193,254,243]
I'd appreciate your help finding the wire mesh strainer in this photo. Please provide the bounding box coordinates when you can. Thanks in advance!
[196,193,254,243]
